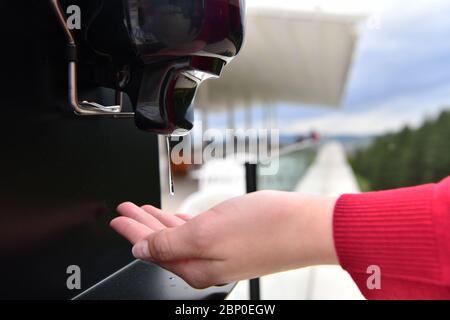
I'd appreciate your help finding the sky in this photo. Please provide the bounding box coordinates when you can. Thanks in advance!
[199,0,450,136]
[247,0,386,15]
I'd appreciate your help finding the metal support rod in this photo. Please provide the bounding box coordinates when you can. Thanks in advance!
[49,0,134,117]
[227,106,235,130]
[244,106,253,130]
[245,162,260,300]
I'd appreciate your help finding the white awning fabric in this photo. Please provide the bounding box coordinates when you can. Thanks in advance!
[195,7,362,111]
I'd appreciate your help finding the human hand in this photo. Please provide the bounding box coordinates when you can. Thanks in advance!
[110,191,338,289]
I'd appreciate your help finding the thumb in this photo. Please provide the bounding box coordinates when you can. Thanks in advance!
[132,225,196,262]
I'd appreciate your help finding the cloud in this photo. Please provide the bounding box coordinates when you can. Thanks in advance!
[282,107,445,136]
[246,0,386,15]
[344,0,450,110]
[283,86,450,135]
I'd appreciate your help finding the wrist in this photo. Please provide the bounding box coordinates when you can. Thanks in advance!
[289,193,339,267]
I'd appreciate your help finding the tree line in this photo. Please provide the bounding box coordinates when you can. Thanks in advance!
[350,110,450,191]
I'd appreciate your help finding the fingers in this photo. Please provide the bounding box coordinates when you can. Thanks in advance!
[112,203,223,288]
[117,202,166,231]
[110,216,153,244]
[114,202,199,262]
[175,213,192,222]
[141,205,187,227]
[132,225,199,262]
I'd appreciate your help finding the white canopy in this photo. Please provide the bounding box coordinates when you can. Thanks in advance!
[195,7,362,111]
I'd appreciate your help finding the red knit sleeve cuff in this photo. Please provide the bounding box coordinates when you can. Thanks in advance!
[333,182,446,298]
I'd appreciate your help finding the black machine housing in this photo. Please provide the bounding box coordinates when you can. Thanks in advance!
[58,0,245,135]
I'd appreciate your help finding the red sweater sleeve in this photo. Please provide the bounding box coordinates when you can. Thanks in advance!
[333,176,450,300]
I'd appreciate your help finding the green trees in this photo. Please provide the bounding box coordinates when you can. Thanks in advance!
[350,110,450,190]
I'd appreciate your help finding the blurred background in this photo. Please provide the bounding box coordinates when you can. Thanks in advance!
[160,0,450,300]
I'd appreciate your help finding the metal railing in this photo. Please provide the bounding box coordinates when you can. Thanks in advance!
[258,140,319,192]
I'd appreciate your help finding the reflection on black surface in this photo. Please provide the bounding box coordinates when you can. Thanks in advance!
[122,0,245,59]
[0,199,107,255]
[0,109,161,299]
[76,261,235,300]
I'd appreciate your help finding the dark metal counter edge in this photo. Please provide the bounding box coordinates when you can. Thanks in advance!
[73,260,236,300]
